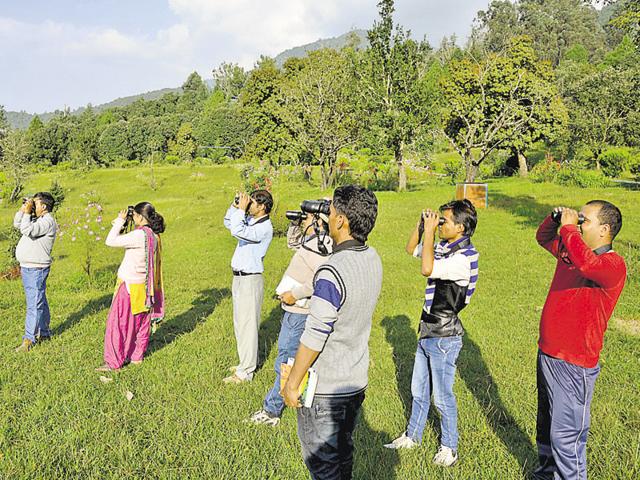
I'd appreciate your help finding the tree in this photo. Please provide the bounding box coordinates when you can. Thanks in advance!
[178,72,209,117]
[474,1,607,66]
[240,57,299,166]
[213,62,249,101]
[0,105,8,141]
[281,49,361,189]
[0,129,30,202]
[607,0,640,48]
[519,0,607,66]
[168,123,197,163]
[441,36,567,182]
[563,65,639,169]
[359,0,433,191]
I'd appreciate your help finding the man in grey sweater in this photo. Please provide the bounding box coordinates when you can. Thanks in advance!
[13,192,57,352]
[283,185,383,480]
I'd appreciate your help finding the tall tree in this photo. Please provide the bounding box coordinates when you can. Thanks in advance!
[607,0,640,48]
[240,57,299,166]
[281,49,361,189]
[213,62,249,101]
[360,0,433,191]
[441,36,567,182]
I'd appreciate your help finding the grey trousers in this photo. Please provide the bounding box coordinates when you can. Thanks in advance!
[231,274,264,380]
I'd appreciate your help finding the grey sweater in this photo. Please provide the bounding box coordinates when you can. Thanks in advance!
[300,240,383,397]
[13,212,57,268]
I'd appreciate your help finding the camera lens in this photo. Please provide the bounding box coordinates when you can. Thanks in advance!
[301,200,331,216]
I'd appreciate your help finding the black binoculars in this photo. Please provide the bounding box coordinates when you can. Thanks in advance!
[551,210,585,225]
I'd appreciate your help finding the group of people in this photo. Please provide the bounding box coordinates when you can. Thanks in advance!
[14,195,165,370]
[12,185,627,480]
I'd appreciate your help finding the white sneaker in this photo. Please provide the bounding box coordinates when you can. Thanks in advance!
[247,409,280,426]
[383,433,418,449]
[433,445,458,466]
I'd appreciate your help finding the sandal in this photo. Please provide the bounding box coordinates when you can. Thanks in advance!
[95,364,118,372]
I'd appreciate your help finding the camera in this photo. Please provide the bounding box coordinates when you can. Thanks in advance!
[551,210,585,225]
[286,199,331,224]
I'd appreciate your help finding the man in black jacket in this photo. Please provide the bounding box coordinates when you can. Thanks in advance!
[384,200,479,468]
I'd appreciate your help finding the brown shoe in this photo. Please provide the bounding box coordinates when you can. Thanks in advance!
[15,339,34,353]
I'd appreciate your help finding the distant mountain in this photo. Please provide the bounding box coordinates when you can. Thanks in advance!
[6,30,369,129]
[274,29,369,67]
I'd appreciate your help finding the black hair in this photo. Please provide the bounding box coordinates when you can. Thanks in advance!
[332,185,378,243]
[586,200,622,241]
[439,199,478,237]
[251,189,274,214]
[33,192,55,212]
[134,201,165,234]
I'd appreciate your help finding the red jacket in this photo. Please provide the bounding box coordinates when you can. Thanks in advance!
[536,216,626,368]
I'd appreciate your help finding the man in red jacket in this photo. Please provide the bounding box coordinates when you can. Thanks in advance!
[534,200,626,480]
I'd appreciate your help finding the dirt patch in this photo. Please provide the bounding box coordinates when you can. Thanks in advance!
[0,265,21,281]
[613,317,640,336]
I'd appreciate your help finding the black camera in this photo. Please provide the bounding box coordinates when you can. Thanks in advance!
[551,210,585,225]
[286,199,331,224]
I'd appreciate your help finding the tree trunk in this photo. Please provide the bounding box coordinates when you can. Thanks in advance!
[395,141,407,192]
[320,165,329,190]
[302,164,312,183]
[517,151,528,177]
[464,151,478,183]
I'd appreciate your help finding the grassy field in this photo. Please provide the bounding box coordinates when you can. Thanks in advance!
[0,165,638,479]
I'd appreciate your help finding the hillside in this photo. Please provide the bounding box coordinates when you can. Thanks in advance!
[7,30,369,129]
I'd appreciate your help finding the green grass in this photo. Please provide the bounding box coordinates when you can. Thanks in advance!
[0,166,638,479]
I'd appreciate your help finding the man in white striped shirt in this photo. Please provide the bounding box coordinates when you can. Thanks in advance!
[384,199,479,468]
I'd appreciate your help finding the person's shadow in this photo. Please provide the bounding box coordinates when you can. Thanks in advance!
[382,315,536,477]
[256,304,285,373]
[146,287,230,355]
[353,411,400,479]
[458,334,537,476]
[52,293,113,336]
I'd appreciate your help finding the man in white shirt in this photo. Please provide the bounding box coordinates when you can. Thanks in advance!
[223,190,274,383]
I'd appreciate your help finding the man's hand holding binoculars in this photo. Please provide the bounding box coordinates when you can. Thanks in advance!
[234,192,252,212]
[552,207,583,227]
[421,209,441,235]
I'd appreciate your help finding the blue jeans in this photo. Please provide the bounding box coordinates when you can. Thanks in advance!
[263,311,308,417]
[21,267,51,343]
[297,391,365,480]
[407,335,463,449]
[534,351,600,480]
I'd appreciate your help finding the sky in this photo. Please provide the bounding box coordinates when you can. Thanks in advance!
[1,0,492,113]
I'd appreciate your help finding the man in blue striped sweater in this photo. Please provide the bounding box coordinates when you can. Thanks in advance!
[385,199,479,468]
[283,185,382,480]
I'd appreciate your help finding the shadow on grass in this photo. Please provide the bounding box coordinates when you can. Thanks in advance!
[381,315,441,438]
[381,315,416,421]
[52,293,112,336]
[256,305,283,374]
[146,287,230,356]
[458,334,536,476]
[353,411,400,480]
[490,193,554,229]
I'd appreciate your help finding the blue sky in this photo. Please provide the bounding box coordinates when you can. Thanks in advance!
[1,0,492,113]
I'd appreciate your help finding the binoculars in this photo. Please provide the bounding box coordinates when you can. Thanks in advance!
[551,210,585,225]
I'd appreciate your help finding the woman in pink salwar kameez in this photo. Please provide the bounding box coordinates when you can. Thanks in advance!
[96,202,165,372]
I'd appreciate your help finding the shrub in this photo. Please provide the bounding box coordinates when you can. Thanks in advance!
[530,158,562,183]
[555,162,612,188]
[629,153,640,179]
[443,159,464,185]
[599,147,630,178]
[164,155,181,165]
[530,159,612,188]
[49,179,66,209]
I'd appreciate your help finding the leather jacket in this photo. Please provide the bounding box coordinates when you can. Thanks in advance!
[419,279,468,338]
